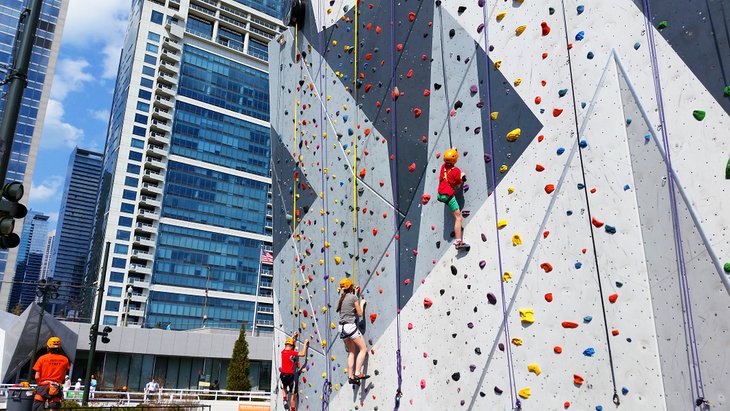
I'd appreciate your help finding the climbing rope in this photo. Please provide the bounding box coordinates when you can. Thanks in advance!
[352,0,360,287]
[479,4,519,409]
[641,1,708,408]
[390,0,403,409]
[291,23,300,333]
[559,1,620,406]
[436,4,455,148]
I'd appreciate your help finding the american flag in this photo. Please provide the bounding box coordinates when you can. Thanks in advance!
[261,249,274,265]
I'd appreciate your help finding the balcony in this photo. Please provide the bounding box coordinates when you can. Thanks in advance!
[135,221,158,234]
[128,277,151,288]
[141,182,162,195]
[155,82,176,98]
[130,292,147,302]
[260,281,272,289]
[148,130,170,146]
[260,270,273,278]
[153,93,174,109]
[130,263,152,275]
[143,169,163,183]
[162,36,182,52]
[157,71,178,87]
[255,319,274,327]
[189,3,216,17]
[160,48,181,63]
[257,306,273,314]
[150,118,171,133]
[158,60,177,75]
[146,142,167,155]
[258,289,273,297]
[152,107,172,122]
[138,208,159,220]
[140,195,161,208]
[145,156,167,171]
[128,308,145,317]
[131,249,154,260]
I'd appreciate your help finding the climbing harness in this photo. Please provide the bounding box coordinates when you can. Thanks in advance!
[641,0,707,408]
[479,4,519,410]
[559,1,620,406]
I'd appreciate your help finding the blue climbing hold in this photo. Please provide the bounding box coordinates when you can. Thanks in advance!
[581,102,587,108]
[347,128,354,135]
[583,315,593,323]
[626,118,632,125]
[540,108,545,114]
[579,140,588,148]
[605,225,617,234]
[583,347,595,357]
[623,184,631,191]
[587,51,594,59]
[596,406,603,411]
[557,147,565,155]
[575,31,585,41]
[634,42,641,50]
[567,210,573,216]
[558,88,568,97]
[577,5,585,14]
[577,183,585,190]
[575,261,582,269]
[622,387,629,395]
[644,133,651,142]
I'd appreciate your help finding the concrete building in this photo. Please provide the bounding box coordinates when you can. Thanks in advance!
[0,0,69,311]
[7,212,49,312]
[47,148,103,317]
[38,229,55,280]
[85,0,283,332]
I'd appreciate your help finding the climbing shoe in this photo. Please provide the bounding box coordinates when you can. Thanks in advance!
[348,377,360,385]
[454,241,470,251]
[356,374,371,380]
[283,397,289,410]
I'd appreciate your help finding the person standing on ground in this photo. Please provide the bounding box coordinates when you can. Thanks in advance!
[144,378,158,402]
[336,278,369,385]
[62,376,71,399]
[279,331,309,411]
[32,337,70,411]
[89,375,97,399]
[73,378,81,399]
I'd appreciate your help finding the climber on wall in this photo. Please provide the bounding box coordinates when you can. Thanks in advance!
[279,331,309,411]
[438,148,470,250]
[337,278,370,385]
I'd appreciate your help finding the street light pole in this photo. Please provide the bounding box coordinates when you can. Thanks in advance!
[123,285,132,326]
[82,242,109,406]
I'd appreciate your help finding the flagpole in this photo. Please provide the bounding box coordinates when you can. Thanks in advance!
[252,243,264,334]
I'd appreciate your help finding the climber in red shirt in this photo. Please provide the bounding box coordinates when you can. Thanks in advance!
[438,148,469,250]
[280,331,308,411]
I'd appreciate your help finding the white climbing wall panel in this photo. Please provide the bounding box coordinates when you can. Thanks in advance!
[269,0,730,410]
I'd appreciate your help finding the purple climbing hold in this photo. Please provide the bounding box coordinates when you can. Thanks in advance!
[479,260,486,269]
[470,84,478,94]
[469,364,477,372]
[487,293,497,305]
[481,233,487,242]
[467,322,474,329]
[478,0,485,7]
[498,342,505,351]
[452,372,461,381]
[494,386,503,395]
[477,23,485,34]
[484,154,492,163]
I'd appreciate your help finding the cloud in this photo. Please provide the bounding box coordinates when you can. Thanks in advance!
[89,109,110,122]
[62,0,130,79]
[51,58,94,100]
[30,176,65,202]
[40,100,84,149]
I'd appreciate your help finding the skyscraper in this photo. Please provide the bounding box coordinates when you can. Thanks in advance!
[0,0,69,311]
[7,211,49,312]
[86,0,281,330]
[47,148,102,317]
[39,229,54,279]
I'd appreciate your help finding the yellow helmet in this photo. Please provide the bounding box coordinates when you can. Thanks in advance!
[444,149,458,165]
[339,278,353,290]
[285,337,296,346]
[47,337,61,349]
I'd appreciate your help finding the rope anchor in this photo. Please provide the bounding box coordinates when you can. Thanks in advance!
[613,392,620,406]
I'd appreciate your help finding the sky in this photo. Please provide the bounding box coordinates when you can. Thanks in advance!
[26,0,132,229]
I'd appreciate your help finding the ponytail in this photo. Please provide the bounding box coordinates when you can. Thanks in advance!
[336,287,353,312]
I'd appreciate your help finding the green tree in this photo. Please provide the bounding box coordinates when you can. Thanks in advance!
[226,323,252,391]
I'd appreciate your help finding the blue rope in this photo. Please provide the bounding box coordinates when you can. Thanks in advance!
[641,1,707,407]
[479,3,518,409]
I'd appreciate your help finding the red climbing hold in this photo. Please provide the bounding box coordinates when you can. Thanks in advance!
[369,313,378,324]
[554,346,563,354]
[608,293,618,303]
[540,262,553,273]
[359,168,367,178]
[404,278,411,285]
[405,221,412,229]
[414,108,423,118]
[422,194,431,204]
[372,228,378,236]
[364,84,372,93]
[545,184,555,194]
[303,309,309,317]
[420,379,426,389]
[408,323,413,330]
[564,402,571,408]
[542,52,549,59]
[408,11,416,22]
[562,321,579,329]
[535,164,545,172]
[573,374,584,386]
[396,43,404,52]
[408,163,417,172]
[423,89,431,96]
[538,135,545,142]
[365,52,373,60]
[423,298,433,309]
[543,231,550,238]
[541,21,551,36]
[535,96,542,104]
[407,69,413,78]
[544,293,553,302]
[612,329,620,336]
[591,217,604,228]
[553,108,564,117]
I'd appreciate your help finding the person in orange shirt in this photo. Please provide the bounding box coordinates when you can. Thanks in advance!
[32,337,70,411]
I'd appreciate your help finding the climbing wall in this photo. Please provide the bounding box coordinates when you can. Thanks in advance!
[270,0,730,410]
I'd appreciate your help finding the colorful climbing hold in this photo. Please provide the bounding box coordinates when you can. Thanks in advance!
[541,21,551,36]
[692,110,706,121]
[562,321,579,329]
[657,20,668,29]
[544,293,553,302]
[423,297,433,309]
[506,128,521,142]
[518,387,531,399]
[545,184,555,194]
[512,234,523,246]
[519,308,535,324]
[608,293,618,303]
[527,363,542,376]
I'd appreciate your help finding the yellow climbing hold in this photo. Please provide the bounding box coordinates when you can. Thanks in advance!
[512,234,522,246]
[334,383,340,391]
[514,78,522,87]
[506,128,521,142]
[332,40,338,46]
[322,372,327,378]
[334,255,342,265]
[516,25,526,36]
[325,241,331,248]
[322,306,328,313]
[511,338,523,346]
[503,271,512,282]
[331,322,337,329]
[494,60,502,70]
[490,112,499,120]
[319,259,324,265]
[497,220,508,229]
[496,11,507,22]
[499,164,508,173]
[519,308,535,324]
[507,187,515,194]
[301,322,306,329]
[527,363,541,376]
[321,340,327,348]
[518,387,531,399]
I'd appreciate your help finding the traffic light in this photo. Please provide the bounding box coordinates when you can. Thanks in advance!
[100,326,112,344]
[0,182,27,249]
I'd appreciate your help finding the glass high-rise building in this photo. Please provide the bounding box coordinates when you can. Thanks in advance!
[46,147,103,317]
[7,211,50,312]
[0,0,69,311]
[86,0,281,331]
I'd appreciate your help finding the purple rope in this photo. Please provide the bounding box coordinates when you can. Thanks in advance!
[641,1,706,406]
[479,2,518,408]
[390,0,403,409]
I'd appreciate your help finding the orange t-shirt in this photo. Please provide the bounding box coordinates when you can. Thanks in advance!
[33,353,70,384]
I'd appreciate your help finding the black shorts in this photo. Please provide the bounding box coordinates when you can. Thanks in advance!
[280,372,298,392]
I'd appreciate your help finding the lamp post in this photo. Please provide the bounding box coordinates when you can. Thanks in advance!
[123,285,133,326]
[28,279,59,381]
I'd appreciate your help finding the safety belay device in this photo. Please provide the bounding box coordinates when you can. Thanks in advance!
[286,0,306,28]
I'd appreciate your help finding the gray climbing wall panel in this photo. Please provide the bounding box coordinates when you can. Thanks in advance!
[270,0,730,410]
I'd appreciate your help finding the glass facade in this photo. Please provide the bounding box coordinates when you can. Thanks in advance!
[0,0,64,300]
[231,0,283,21]
[7,212,50,311]
[147,291,255,330]
[178,45,270,121]
[162,161,269,234]
[48,149,103,317]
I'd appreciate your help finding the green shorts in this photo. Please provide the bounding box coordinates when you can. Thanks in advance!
[437,193,460,212]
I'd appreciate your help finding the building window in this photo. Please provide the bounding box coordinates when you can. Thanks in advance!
[132,126,146,137]
[118,216,133,227]
[116,229,131,240]
[128,151,143,162]
[105,301,120,311]
[120,203,135,214]
[122,189,137,200]
[110,272,125,283]
[140,78,154,89]
[131,138,145,148]
[186,16,212,38]
[138,90,152,100]
[127,164,141,174]
[148,32,161,42]
[114,244,129,254]
[125,176,139,187]
[141,66,155,77]
[144,54,157,65]
[112,258,126,269]
[248,39,268,60]
[146,43,159,53]
[151,10,164,24]
[103,315,118,325]
[135,114,149,125]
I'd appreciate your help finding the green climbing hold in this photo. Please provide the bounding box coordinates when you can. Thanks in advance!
[692,110,706,121]
[724,86,730,97]
[724,262,730,273]
[726,158,730,179]
[657,21,668,29]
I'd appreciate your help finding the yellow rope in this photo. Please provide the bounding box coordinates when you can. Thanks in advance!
[292,24,299,324]
[352,0,359,286]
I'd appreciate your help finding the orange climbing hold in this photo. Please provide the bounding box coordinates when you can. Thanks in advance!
[540,262,553,273]
[573,374,584,386]
[554,346,563,354]
[538,135,545,142]
[545,184,555,194]
[564,401,571,408]
[553,108,564,117]
[543,231,550,238]
[608,293,618,303]
[535,164,545,172]
[562,321,579,329]
[591,217,604,228]
[359,168,367,178]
